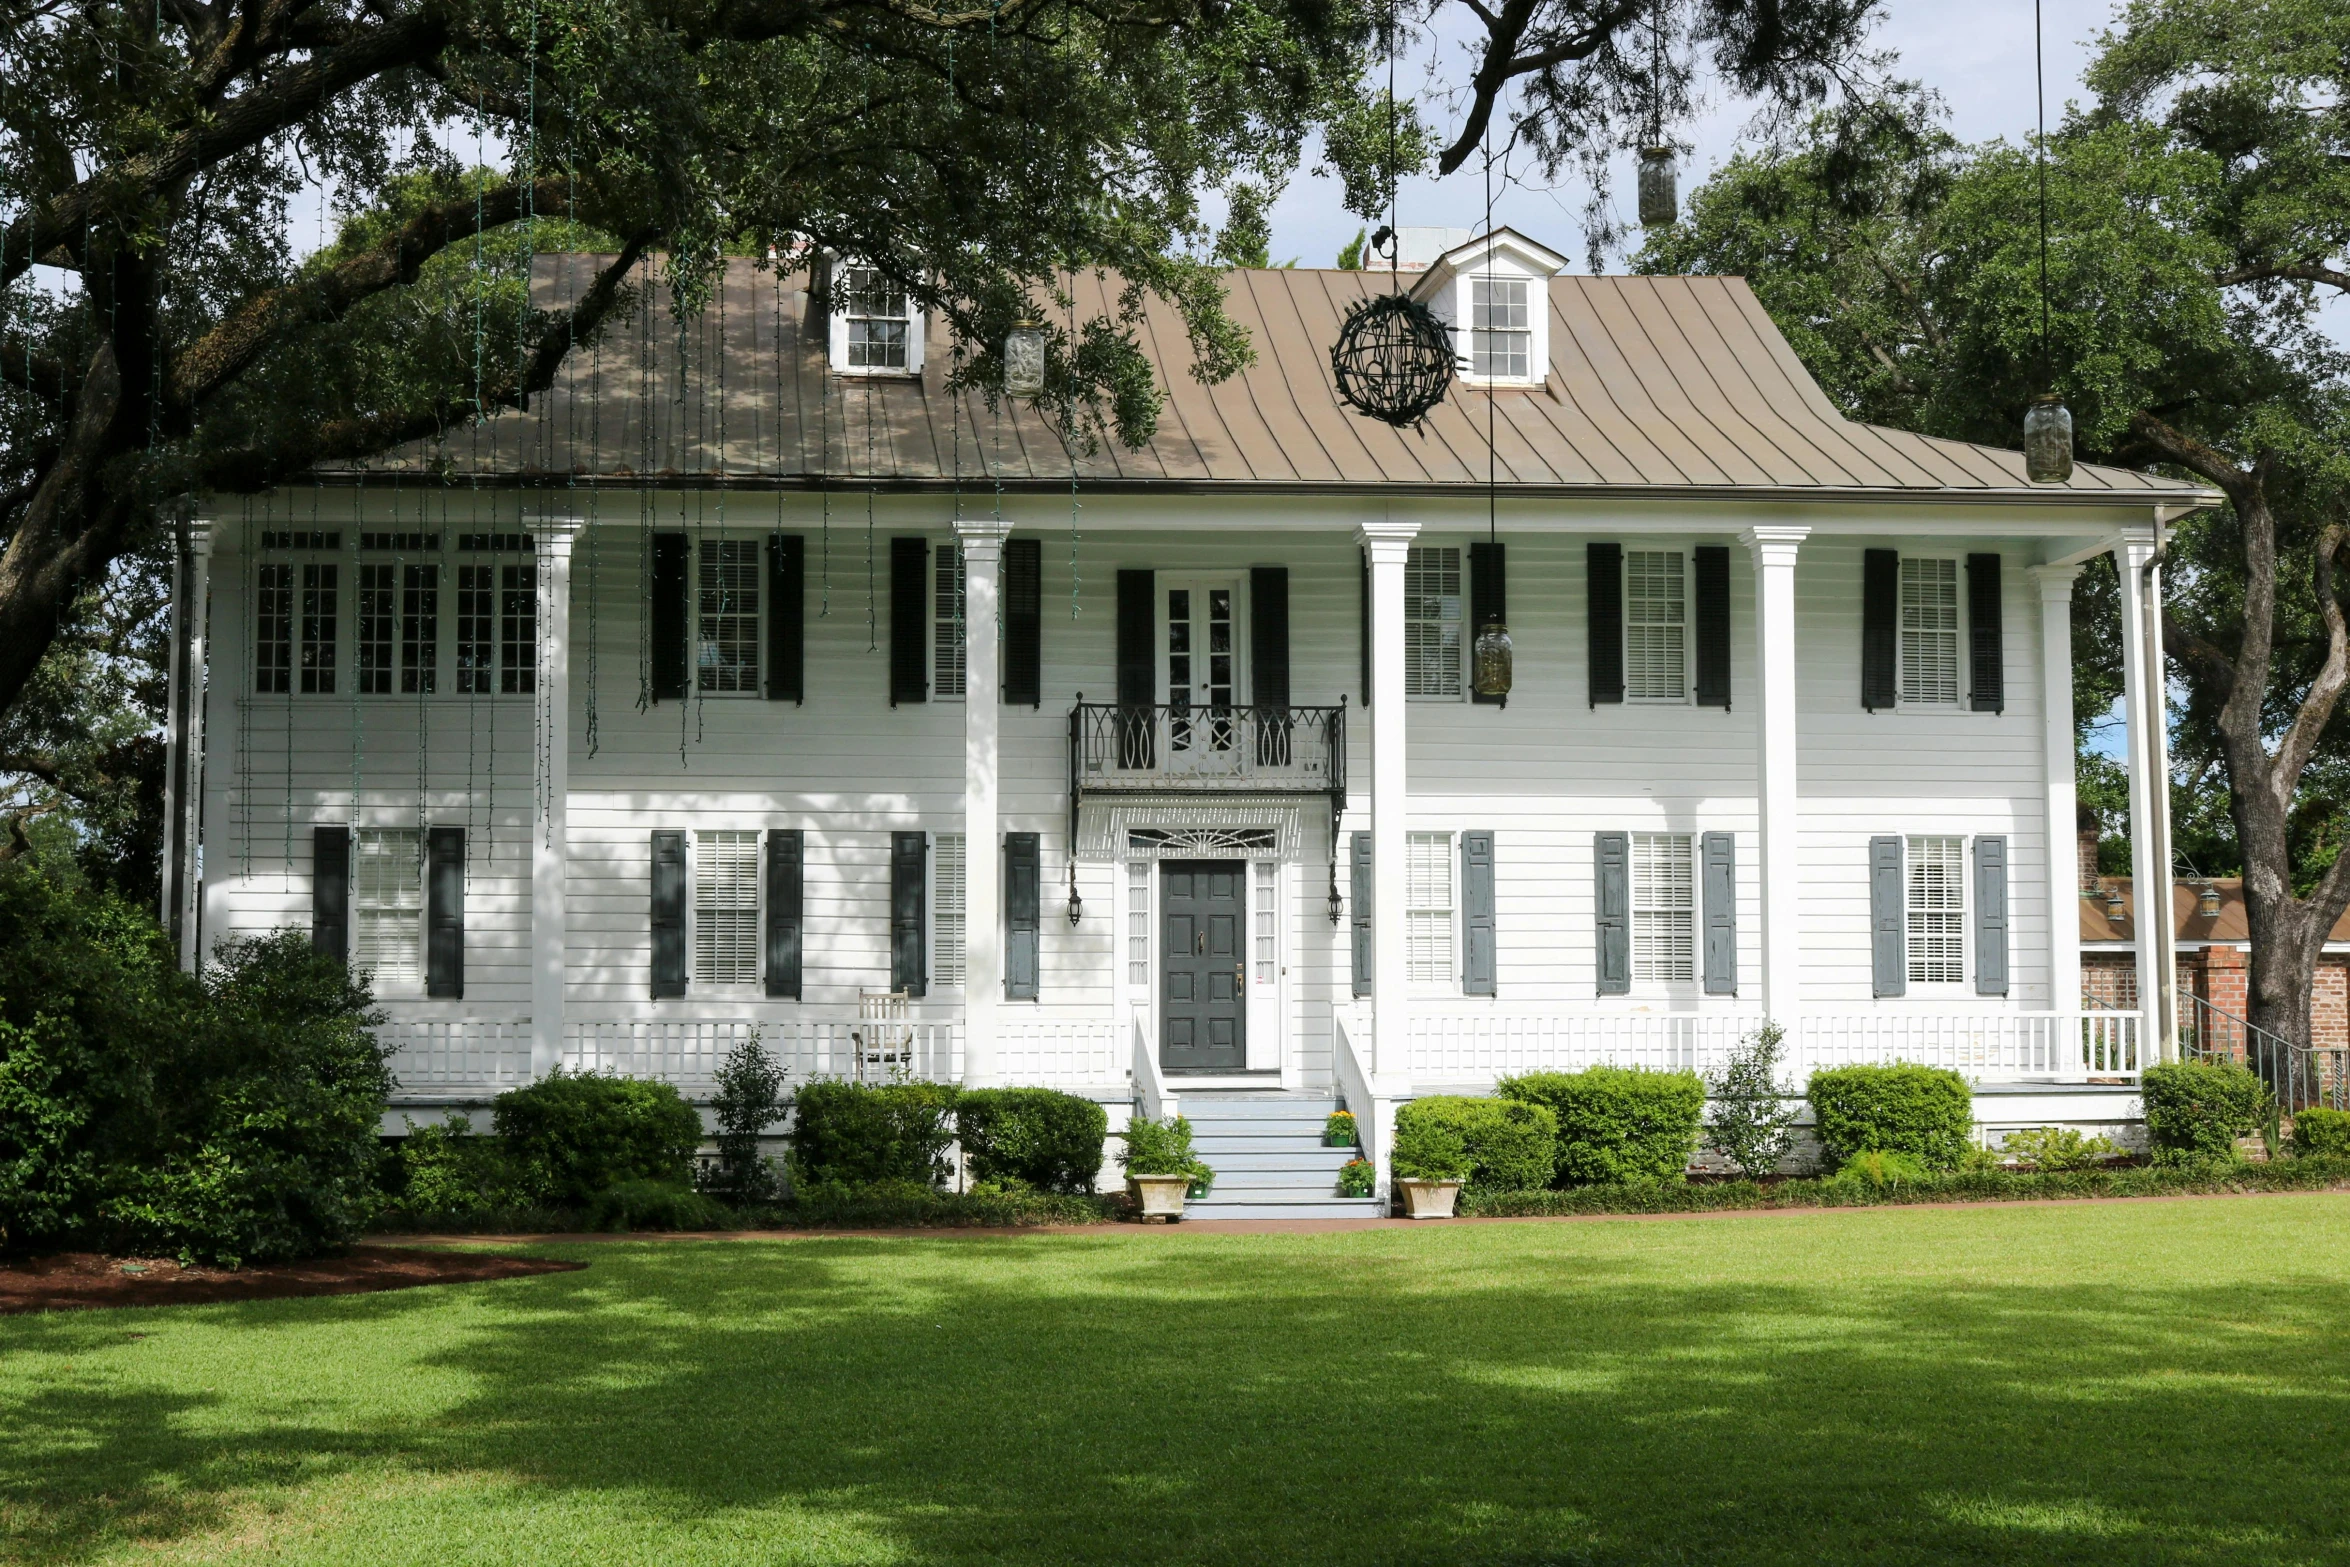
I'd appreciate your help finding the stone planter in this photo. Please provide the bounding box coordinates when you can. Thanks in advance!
[1127,1173,1192,1222]
[1393,1178,1463,1220]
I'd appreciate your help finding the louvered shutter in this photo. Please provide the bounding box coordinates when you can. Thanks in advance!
[1594,831,1630,995]
[889,538,928,705]
[427,826,465,999]
[1250,566,1289,709]
[767,533,804,703]
[1967,553,2004,713]
[651,532,688,701]
[312,826,350,960]
[1870,834,1906,997]
[1350,832,1373,998]
[1359,547,1372,708]
[1974,834,2009,995]
[1469,542,1507,707]
[1115,570,1155,705]
[650,830,687,998]
[891,831,928,996]
[1588,542,1624,706]
[1701,831,1736,995]
[1693,545,1731,709]
[1862,549,1899,711]
[1006,832,1041,999]
[1462,830,1496,995]
[765,828,803,999]
[1004,537,1043,707]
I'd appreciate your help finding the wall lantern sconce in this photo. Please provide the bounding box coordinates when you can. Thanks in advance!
[1066,862,1084,927]
[1327,870,1345,925]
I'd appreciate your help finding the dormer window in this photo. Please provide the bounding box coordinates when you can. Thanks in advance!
[1470,277,1531,379]
[1409,227,1564,390]
[829,263,925,376]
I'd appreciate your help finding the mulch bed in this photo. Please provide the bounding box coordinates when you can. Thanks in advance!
[0,1244,584,1315]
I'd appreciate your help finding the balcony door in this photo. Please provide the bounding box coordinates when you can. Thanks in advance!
[1158,578,1247,774]
[1160,859,1247,1071]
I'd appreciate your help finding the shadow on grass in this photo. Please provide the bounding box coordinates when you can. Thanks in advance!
[5,1217,2350,1565]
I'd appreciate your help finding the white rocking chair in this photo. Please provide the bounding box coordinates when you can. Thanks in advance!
[852,990,914,1081]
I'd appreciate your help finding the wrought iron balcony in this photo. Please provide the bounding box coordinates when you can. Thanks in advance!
[1068,702,1345,798]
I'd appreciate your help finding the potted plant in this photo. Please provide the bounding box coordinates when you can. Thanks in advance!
[1390,1105,1475,1219]
[1337,1157,1375,1198]
[1323,1110,1359,1149]
[1119,1115,1213,1222]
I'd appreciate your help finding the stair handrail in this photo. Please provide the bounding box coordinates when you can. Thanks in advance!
[1132,1007,1177,1126]
[2181,992,2345,1111]
[1334,1003,1400,1214]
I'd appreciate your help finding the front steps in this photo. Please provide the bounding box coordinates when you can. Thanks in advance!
[1178,1096,1383,1220]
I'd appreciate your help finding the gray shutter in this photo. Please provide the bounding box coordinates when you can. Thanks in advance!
[1006,832,1041,1000]
[1861,549,1898,711]
[1004,538,1043,707]
[1468,542,1506,707]
[1594,832,1630,995]
[765,828,802,999]
[1350,832,1372,998]
[1870,834,1906,997]
[1693,545,1731,708]
[891,831,928,996]
[767,533,804,703]
[1701,830,1736,996]
[1462,830,1496,995]
[889,538,928,705]
[650,830,687,998]
[311,826,349,960]
[651,532,688,701]
[1974,834,2009,995]
[427,826,465,999]
[1967,553,2004,713]
[1588,542,1624,705]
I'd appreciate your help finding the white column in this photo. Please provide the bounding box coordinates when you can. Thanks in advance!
[1742,525,1808,1022]
[2034,565,2083,1013]
[197,517,241,973]
[1358,517,1420,1076]
[165,520,215,972]
[957,515,1012,1087]
[529,515,586,1078]
[2115,533,2178,1061]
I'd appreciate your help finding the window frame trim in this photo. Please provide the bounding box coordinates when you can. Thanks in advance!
[1625,829,1700,994]
[1403,827,1460,991]
[1901,831,1972,991]
[1402,543,1467,704]
[928,829,968,995]
[1894,554,1967,713]
[692,534,767,700]
[1621,545,1695,707]
[349,826,427,997]
[687,826,768,993]
[827,261,927,378]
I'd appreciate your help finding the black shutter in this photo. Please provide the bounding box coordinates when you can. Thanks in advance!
[1468,542,1507,707]
[1595,831,1630,995]
[1967,552,2004,713]
[1359,546,1371,707]
[427,826,465,998]
[1006,832,1041,1000]
[1350,832,1373,998]
[1004,537,1043,707]
[1694,544,1732,709]
[1588,542,1624,706]
[1862,548,1899,711]
[767,533,804,703]
[1462,830,1496,995]
[765,828,803,999]
[1974,834,2009,996]
[1250,566,1289,709]
[891,831,928,996]
[1870,834,1906,997]
[1701,830,1736,995]
[651,532,688,701]
[1116,570,1155,705]
[889,538,928,705]
[311,826,349,961]
[651,830,687,999]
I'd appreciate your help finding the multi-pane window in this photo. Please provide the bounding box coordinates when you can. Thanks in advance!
[1630,833,1696,984]
[401,565,438,694]
[934,544,966,699]
[499,563,536,695]
[933,833,967,987]
[456,565,496,694]
[698,540,760,694]
[1405,831,1454,984]
[1900,557,1961,705]
[299,563,338,694]
[1405,546,1463,698]
[842,267,911,369]
[694,830,760,985]
[1906,835,1966,983]
[353,830,423,983]
[1253,861,1277,987]
[1127,862,1151,988]
[255,563,293,694]
[1470,276,1531,378]
[357,565,396,695]
[1625,550,1687,701]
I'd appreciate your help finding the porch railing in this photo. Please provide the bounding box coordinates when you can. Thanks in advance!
[377,1017,534,1099]
[1069,702,1344,794]
[2182,994,2349,1112]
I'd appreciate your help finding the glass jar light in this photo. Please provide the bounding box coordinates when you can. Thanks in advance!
[1638,147,1678,228]
[2024,392,2074,484]
[1473,618,1514,700]
[1003,321,1047,398]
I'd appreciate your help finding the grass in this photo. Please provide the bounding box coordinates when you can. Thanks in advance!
[5,1196,2350,1565]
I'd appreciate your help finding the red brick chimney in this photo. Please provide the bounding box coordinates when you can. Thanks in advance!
[2077,804,2103,895]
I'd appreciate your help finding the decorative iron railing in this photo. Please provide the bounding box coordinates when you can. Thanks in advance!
[1068,702,1344,793]
[2182,993,2349,1112]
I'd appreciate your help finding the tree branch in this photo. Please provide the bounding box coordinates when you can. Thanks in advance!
[2217,260,2350,293]
[2269,522,2350,808]
[1436,0,1646,176]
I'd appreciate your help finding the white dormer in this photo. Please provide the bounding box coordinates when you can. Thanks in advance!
[1408,228,1567,389]
[826,260,926,377]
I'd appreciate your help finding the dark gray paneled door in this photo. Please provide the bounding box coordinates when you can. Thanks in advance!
[1161,860,1246,1071]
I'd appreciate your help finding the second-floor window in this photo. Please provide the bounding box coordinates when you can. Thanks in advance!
[843,267,911,370]
[699,539,760,694]
[299,563,338,694]
[1470,276,1531,378]
[401,565,438,694]
[255,563,294,694]
[357,565,396,695]
[935,544,966,699]
[1405,546,1463,699]
[1625,550,1687,701]
[1900,557,1960,705]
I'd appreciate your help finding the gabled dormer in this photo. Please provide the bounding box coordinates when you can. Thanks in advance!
[1408,228,1567,389]
[825,258,926,377]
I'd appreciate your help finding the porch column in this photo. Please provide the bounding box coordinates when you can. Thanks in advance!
[2034,565,2084,1012]
[1742,525,1808,1021]
[163,518,214,973]
[1358,517,1420,1075]
[2116,530,2179,1061]
[529,514,586,1079]
[957,515,1013,1087]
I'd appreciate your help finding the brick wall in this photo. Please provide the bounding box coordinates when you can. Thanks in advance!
[2083,946,2348,1050]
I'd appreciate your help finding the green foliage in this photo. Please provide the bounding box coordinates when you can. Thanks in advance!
[1704,1021,1801,1179]
[391,1114,529,1221]
[788,1080,960,1191]
[493,1071,705,1207]
[1822,1149,1932,1192]
[1499,1066,1704,1186]
[1335,228,1368,269]
[1391,1097,1556,1195]
[0,1009,95,1251]
[2000,1127,2121,1172]
[2141,1060,2270,1158]
[700,1035,788,1204]
[1116,1115,1213,1196]
[956,1088,1108,1196]
[1806,1065,1975,1172]
[587,1179,732,1233]
[1337,1157,1375,1198]
[2290,1106,2350,1158]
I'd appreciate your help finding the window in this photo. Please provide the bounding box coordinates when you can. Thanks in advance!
[1625,551,1687,701]
[1630,833,1695,983]
[1127,861,1151,988]
[1900,557,1960,705]
[698,539,760,694]
[1405,546,1463,698]
[1469,276,1532,378]
[934,544,966,699]
[842,266,911,370]
[499,563,536,695]
[300,563,338,694]
[401,565,438,694]
[933,833,967,986]
[694,831,760,985]
[255,563,293,694]
[456,565,495,694]
[1253,861,1277,987]
[1405,831,1454,983]
[1906,835,1966,983]
[357,565,396,695]
[353,830,423,983]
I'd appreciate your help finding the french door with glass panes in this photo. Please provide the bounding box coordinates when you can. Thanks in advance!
[1157,578,1247,773]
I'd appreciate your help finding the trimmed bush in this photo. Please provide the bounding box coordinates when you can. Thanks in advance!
[2141,1059,2269,1159]
[1116,1115,1213,1196]
[1807,1064,1974,1171]
[493,1070,704,1205]
[1499,1066,1704,1186]
[1391,1097,1556,1195]
[788,1080,959,1191]
[2291,1106,2350,1158]
[957,1088,1108,1194]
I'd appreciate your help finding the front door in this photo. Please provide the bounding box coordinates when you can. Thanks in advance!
[1161,860,1246,1071]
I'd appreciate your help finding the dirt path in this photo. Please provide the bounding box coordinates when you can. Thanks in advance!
[0,1244,584,1315]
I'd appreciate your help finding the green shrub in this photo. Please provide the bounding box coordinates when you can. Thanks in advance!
[957,1088,1109,1194]
[493,1070,705,1205]
[1822,1149,1932,1190]
[1116,1115,1213,1196]
[393,1113,528,1218]
[2290,1106,2350,1158]
[1324,1110,1358,1149]
[1807,1064,1974,1171]
[1391,1097,1556,1195]
[699,1035,788,1203]
[587,1179,731,1232]
[1499,1066,1703,1186]
[2000,1126,2119,1172]
[1337,1157,1375,1197]
[788,1080,960,1190]
[2141,1059,2269,1159]
[1705,1021,1801,1178]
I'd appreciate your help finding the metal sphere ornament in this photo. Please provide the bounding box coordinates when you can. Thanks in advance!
[1331,292,1455,428]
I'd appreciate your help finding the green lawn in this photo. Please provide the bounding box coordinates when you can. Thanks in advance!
[7,1199,2350,1566]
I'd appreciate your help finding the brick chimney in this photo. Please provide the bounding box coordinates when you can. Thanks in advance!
[2077,804,2103,895]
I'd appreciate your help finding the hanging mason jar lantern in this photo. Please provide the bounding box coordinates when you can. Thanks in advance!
[1003,320,1047,398]
[1638,146,1678,227]
[1330,292,1455,427]
[2024,392,2074,484]
[1473,617,1513,700]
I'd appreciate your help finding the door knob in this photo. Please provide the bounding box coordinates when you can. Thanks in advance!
[1196,931,1205,955]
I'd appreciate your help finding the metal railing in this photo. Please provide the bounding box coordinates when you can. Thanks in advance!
[1070,702,1344,794]
[2182,994,2349,1112]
